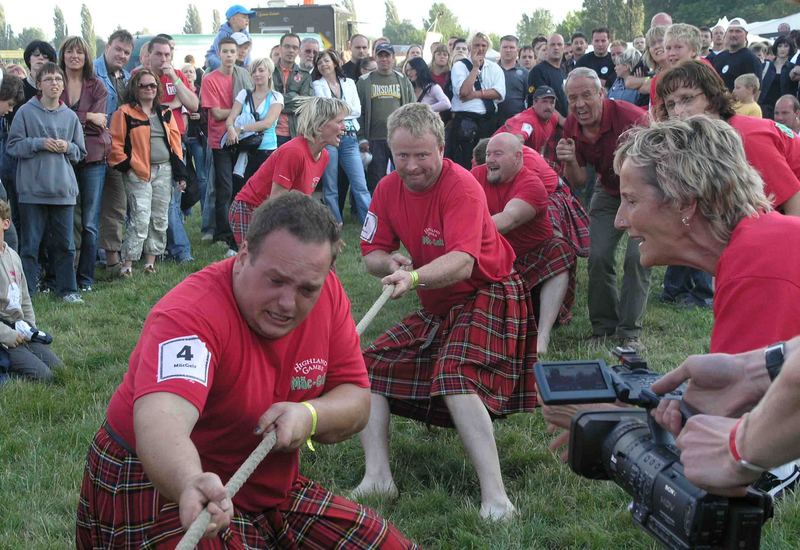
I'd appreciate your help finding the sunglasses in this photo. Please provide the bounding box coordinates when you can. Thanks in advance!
[138,83,158,90]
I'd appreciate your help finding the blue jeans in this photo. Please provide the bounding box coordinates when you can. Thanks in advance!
[19,203,77,296]
[184,137,214,233]
[662,266,714,305]
[322,135,371,225]
[75,162,106,287]
[166,185,193,262]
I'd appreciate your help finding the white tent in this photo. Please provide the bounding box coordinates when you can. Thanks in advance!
[748,13,800,38]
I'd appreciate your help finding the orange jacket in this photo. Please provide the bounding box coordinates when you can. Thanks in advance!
[109,103,184,182]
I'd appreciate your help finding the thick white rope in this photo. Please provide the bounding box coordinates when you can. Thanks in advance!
[175,284,395,549]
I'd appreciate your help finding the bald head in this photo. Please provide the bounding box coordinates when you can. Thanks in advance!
[547,33,565,64]
[486,133,523,184]
[651,12,672,28]
[775,94,800,132]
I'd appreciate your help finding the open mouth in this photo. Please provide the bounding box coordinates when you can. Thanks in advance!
[267,311,292,324]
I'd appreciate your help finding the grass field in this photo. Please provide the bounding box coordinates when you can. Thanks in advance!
[0,213,797,549]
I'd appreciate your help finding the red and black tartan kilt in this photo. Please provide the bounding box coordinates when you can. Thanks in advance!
[515,238,578,325]
[548,179,590,258]
[363,273,538,428]
[76,426,418,549]
[229,199,255,247]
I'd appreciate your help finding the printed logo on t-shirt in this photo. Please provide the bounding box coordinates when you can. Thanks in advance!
[371,83,402,100]
[312,176,321,189]
[361,212,378,242]
[600,66,608,75]
[422,227,444,247]
[290,357,327,391]
[157,335,211,385]
[721,65,729,74]
[164,81,177,96]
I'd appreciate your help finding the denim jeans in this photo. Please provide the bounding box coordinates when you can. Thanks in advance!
[19,203,77,296]
[184,137,214,234]
[322,135,371,225]
[74,162,106,287]
[662,266,714,305]
[166,185,193,262]
[212,148,237,249]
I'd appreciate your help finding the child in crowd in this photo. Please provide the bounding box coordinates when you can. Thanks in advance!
[6,62,86,303]
[0,199,62,382]
[733,74,763,118]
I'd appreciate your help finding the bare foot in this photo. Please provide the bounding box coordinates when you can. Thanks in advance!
[537,333,550,356]
[480,499,517,521]
[350,477,399,500]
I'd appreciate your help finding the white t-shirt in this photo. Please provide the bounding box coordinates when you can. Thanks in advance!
[450,59,506,114]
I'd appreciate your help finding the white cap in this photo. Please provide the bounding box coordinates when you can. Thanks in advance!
[230,32,251,46]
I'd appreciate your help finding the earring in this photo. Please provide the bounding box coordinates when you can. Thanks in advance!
[681,216,690,227]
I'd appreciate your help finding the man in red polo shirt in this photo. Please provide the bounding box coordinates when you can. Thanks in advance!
[76,193,417,549]
[472,132,571,354]
[557,67,648,350]
[356,103,537,521]
[496,86,562,171]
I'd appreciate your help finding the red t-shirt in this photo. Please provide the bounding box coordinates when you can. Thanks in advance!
[200,70,234,150]
[160,71,191,134]
[471,165,553,257]
[360,159,515,316]
[728,115,800,209]
[236,137,329,207]
[105,259,369,511]
[496,109,559,152]
[711,212,800,353]
[563,98,646,196]
[522,146,558,194]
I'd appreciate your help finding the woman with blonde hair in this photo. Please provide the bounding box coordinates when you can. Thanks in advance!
[58,35,109,291]
[229,97,350,245]
[224,57,284,182]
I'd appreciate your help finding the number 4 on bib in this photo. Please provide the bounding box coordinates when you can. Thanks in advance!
[158,335,211,385]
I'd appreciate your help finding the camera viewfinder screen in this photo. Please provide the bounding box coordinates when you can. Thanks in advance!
[544,362,609,391]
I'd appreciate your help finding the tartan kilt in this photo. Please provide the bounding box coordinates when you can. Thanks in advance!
[363,273,538,428]
[76,426,417,549]
[515,238,578,325]
[229,199,255,247]
[548,179,590,257]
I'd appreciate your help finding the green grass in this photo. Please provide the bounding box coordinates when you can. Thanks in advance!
[0,211,797,549]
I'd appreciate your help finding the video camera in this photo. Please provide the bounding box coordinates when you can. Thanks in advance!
[535,348,773,550]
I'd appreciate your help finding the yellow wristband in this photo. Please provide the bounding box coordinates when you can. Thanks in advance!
[301,401,317,451]
[409,270,419,290]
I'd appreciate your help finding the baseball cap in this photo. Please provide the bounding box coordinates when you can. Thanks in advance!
[230,32,251,46]
[375,43,394,55]
[226,5,256,20]
[532,86,557,100]
[727,18,748,31]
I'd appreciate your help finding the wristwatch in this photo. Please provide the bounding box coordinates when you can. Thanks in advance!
[764,341,785,381]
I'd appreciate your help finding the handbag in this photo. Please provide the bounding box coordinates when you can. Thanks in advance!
[235,91,265,153]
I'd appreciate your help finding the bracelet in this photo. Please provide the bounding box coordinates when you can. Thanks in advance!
[728,415,768,473]
[409,270,420,290]
[301,401,318,452]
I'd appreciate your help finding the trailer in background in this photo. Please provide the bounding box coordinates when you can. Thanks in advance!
[250,3,354,52]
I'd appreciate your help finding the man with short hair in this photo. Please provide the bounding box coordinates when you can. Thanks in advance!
[712,18,763,91]
[707,24,726,61]
[473,132,576,353]
[206,4,255,70]
[632,36,646,53]
[567,32,587,69]
[76,193,418,549]
[576,27,615,89]
[528,33,568,117]
[556,67,649,350]
[356,103,536,521]
[230,32,252,67]
[651,12,673,27]
[774,95,800,133]
[699,26,713,58]
[203,38,243,255]
[357,43,414,192]
[446,33,506,169]
[342,34,370,80]
[778,22,792,37]
[300,37,320,72]
[519,45,536,70]
[499,86,561,168]
[274,33,312,147]
[95,30,133,274]
[149,36,198,263]
[451,38,469,62]
[497,35,528,125]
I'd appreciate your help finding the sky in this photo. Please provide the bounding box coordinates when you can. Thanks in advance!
[4,0,585,42]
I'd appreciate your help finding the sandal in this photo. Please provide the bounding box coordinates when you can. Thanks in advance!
[119,266,133,278]
[143,264,157,275]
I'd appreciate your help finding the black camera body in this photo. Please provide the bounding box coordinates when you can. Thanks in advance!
[535,349,773,550]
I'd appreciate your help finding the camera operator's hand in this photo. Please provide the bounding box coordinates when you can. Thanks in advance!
[676,414,760,497]
[651,350,772,437]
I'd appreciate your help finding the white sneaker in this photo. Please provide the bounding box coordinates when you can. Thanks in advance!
[754,463,800,499]
[201,232,214,242]
[63,293,84,304]
[224,248,238,258]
